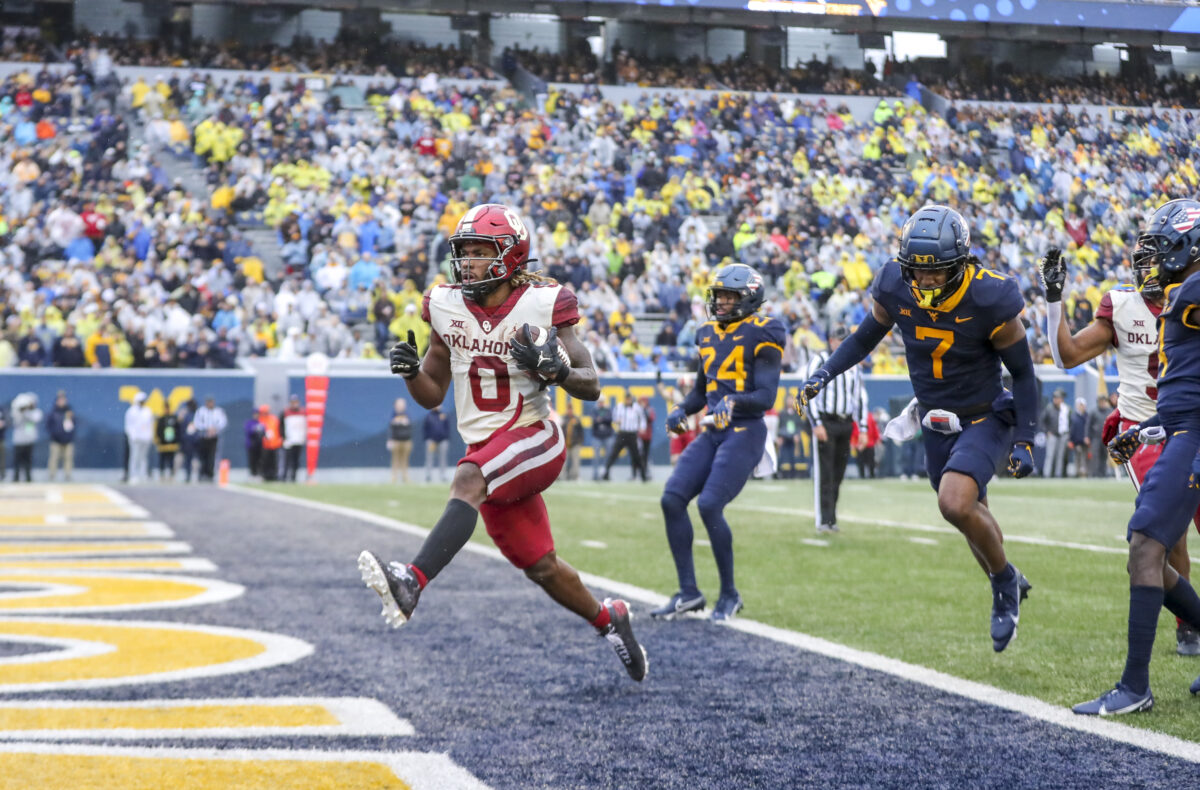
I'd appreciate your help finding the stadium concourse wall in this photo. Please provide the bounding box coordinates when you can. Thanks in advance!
[0,368,255,470]
[0,367,1079,470]
[281,367,1084,471]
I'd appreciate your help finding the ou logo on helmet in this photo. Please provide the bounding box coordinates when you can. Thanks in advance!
[502,208,528,241]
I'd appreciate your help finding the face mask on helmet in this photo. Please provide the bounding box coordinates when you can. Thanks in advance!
[900,259,966,309]
[450,236,512,301]
[706,288,744,323]
[1131,237,1165,298]
[1134,230,1199,292]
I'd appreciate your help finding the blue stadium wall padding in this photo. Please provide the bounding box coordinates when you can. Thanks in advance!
[285,372,1072,470]
[0,370,1072,470]
[0,370,254,469]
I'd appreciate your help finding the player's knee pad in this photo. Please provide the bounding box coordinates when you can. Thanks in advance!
[661,490,688,518]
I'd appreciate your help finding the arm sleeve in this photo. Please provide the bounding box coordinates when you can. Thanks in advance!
[730,346,782,414]
[680,366,708,414]
[1138,414,1162,431]
[818,312,891,379]
[998,338,1038,445]
[803,353,823,424]
[1046,300,1065,369]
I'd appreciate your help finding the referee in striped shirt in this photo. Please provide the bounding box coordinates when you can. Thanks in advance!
[803,326,868,533]
[604,392,648,481]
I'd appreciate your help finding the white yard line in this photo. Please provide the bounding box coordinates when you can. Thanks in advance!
[230,485,1200,765]
[555,489,1129,555]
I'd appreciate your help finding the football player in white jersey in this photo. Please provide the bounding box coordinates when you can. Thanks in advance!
[358,203,648,682]
[1041,245,1200,656]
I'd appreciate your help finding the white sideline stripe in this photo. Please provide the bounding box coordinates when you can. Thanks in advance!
[559,490,1129,555]
[0,697,413,740]
[909,537,939,546]
[580,540,607,549]
[0,743,489,790]
[800,538,829,548]
[230,485,1200,765]
[99,488,151,519]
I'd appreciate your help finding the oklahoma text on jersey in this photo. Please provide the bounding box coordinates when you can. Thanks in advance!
[422,281,579,446]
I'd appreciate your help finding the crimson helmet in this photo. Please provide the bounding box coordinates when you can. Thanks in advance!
[449,203,533,301]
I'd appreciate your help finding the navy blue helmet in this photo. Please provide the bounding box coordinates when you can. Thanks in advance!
[897,205,971,308]
[1132,199,1200,295]
[707,263,766,324]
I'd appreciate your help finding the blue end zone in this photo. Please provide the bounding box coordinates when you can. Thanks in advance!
[116,488,1200,788]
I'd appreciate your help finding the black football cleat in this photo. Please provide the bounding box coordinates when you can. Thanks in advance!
[358,550,421,629]
[599,598,648,682]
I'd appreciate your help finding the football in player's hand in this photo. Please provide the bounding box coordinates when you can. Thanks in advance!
[511,324,571,383]
[522,325,571,366]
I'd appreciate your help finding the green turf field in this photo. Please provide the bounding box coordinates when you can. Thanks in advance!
[255,476,1200,742]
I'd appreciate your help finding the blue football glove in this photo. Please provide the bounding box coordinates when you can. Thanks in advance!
[712,396,734,430]
[1007,441,1035,478]
[1107,425,1142,465]
[797,369,831,412]
[666,407,689,435]
[1190,451,1200,490]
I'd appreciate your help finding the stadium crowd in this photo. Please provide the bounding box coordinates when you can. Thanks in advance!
[1,34,1198,386]
[158,63,1190,382]
[507,45,898,97]
[916,67,1200,108]
[78,31,497,80]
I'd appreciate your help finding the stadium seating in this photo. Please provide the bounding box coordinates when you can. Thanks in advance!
[4,33,1198,376]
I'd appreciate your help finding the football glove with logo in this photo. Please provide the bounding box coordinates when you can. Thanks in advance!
[1008,441,1035,478]
[666,407,688,435]
[1107,425,1142,465]
[711,396,734,430]
[797,369,831,412]
[509,323,570,384]
[390,330,421,379]
[1040,248,1066,303]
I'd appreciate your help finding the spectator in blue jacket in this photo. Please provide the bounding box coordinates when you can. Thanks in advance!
[1067,397,1091,479]
[423,406,450,483]
[45,390,76,481]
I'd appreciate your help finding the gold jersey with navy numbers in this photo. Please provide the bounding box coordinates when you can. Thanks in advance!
[695,314,788,418]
